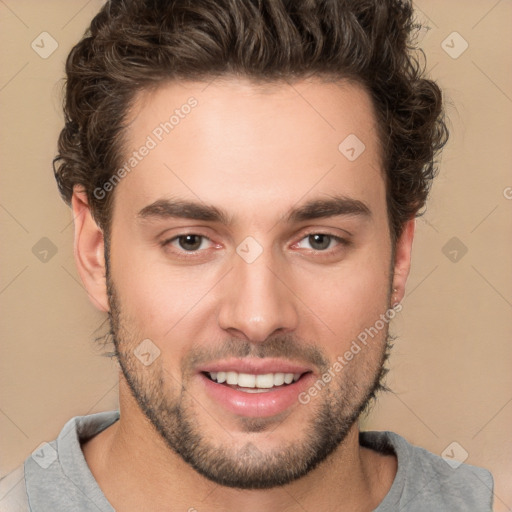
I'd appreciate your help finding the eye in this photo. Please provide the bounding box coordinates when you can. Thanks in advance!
[164,234,213,252]
[295,233,345,251]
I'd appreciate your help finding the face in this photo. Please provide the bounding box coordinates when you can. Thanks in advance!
[93,78,410,489]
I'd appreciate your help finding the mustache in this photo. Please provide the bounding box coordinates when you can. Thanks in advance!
[183,333,329,373]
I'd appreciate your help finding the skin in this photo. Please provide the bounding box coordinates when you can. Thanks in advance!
[74,77,415,511]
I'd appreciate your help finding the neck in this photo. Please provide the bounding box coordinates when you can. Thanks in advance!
[82,377,396,512]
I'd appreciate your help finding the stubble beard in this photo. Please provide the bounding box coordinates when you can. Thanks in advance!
[106,272,392,490]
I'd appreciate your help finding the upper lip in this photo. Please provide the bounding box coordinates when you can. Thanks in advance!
[198,358,312,376]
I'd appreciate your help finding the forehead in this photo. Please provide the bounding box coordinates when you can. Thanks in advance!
[115,77,385,224]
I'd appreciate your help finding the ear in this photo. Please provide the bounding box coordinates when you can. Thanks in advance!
[71,187,109,312]
[392,218,415,306]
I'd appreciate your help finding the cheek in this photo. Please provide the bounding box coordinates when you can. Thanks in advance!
[109,236,221,341]
[290,247,391,349]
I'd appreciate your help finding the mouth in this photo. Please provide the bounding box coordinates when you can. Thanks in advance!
[197,360,315,418]
[203,370,307,393]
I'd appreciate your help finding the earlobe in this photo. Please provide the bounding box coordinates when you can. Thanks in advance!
[392,218,415,306]
[71,187,109,312]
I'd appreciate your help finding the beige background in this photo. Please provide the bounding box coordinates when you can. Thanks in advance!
[1,0,511,510]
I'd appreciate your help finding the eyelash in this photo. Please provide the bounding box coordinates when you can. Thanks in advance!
[160,232,350,258]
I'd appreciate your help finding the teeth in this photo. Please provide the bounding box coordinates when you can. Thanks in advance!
[273,373,285,386]
[238,373,256,388]
[255,374,274,388]
[207,371,303,388]
[226,371,238,385]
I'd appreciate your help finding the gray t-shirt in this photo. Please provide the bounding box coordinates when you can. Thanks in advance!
[0,410,494,511]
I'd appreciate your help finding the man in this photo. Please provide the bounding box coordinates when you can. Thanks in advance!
[0,0,494,510]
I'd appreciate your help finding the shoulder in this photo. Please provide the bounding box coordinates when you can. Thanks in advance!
[1,411,119,512]
[0,465,30,512]
[361,430,494,511]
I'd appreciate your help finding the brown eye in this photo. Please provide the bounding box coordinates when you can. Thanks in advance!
[160,233,218,261]
[294,232,349,254]
[177,234,204,251]
[308,234,332,250]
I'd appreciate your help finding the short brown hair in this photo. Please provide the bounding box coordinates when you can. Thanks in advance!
[53,0,449,242]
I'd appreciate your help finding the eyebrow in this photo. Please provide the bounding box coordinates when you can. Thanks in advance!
[137,195,371,225]
[285,195,371,223]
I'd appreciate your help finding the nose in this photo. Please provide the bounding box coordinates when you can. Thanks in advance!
[217,246,299,343]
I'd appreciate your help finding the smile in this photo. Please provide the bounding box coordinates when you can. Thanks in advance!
[199,361,315,417]
[205,371,304,393]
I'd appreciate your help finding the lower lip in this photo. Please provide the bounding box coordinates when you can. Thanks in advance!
[199,372,314,418]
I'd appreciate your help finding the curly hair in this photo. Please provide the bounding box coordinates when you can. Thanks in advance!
[53,0,449,242]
